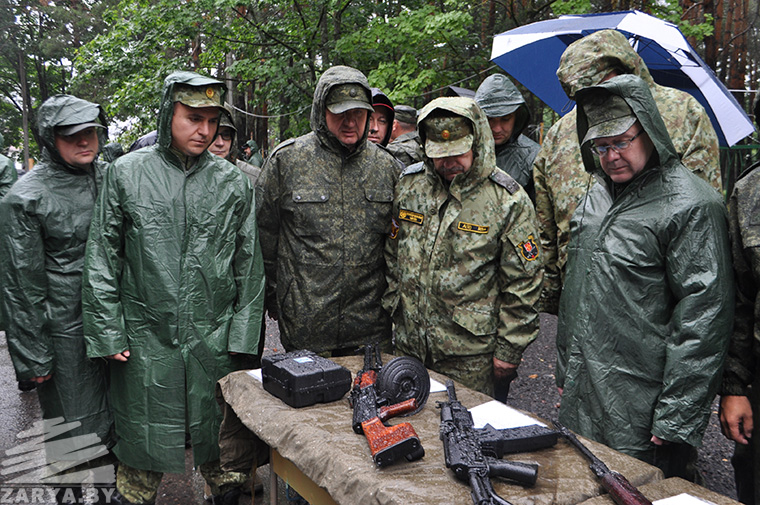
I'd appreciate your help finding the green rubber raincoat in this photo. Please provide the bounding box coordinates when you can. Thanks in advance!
[556,75,734,462]
[0,131,18,331]
[82,72,265,472]
[0,95,113,455]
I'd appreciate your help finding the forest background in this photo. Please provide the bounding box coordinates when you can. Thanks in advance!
[1,0,758,182]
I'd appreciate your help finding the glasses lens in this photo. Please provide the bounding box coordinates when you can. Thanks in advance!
[219,131,232,141]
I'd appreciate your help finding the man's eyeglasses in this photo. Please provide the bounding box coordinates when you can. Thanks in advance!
[216,131,233,141]
[590,130,643,157]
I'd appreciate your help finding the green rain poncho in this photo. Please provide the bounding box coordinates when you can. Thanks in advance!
[556,74,734,462]
[0,95,113,455]
[82,72,265,472]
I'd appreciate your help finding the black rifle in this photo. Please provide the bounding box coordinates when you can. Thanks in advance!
[438,380,559,505]
[554,421,653,505]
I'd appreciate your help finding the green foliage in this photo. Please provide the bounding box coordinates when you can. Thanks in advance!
[550,0,593,16]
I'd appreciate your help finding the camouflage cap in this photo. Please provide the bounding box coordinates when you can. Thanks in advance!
[325,84,373,114]
[581,91,637,144]
[422,114,474,158]
[394,105,417,124]
[219,106,237,133]
[173,83,225,110]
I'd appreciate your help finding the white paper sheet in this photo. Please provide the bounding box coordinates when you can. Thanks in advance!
[469,400,547,429]
[655,493,717,505]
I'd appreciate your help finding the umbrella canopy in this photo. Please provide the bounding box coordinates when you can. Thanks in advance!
[491,10,754,146]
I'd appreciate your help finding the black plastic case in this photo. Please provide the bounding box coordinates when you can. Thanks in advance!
[261,350,352,408]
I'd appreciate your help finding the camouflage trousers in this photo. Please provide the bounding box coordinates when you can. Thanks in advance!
[116,460,247,504]
[420,352,494,397]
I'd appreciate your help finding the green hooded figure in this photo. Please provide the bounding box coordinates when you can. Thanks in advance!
[557,74,733,478]
[475,74,539,201]
[0,132,18,198]
[0,95,114,466]
[82,71,265,482]
[533,29,721,315]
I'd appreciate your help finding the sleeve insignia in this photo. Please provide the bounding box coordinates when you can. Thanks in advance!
[390,217,399,239]
[399,209,424,225]
[519,235,540,261]
[457,221,489,234]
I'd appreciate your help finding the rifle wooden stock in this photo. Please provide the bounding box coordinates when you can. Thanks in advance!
[361,416,424,467]
[378,398,417,421]
[554,421,653,505]
[601,472,654,505]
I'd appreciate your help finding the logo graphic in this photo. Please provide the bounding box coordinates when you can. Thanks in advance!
[1,418,115,503]
[519,235,539,261]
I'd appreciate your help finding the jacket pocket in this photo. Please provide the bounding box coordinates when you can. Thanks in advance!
[364,187,393,234]
[452,305,497,336]
[292,188,331,236]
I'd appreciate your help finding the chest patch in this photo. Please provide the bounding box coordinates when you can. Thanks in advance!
[519,235,540,261]
[399,209,424,225]
[457,221,489,234]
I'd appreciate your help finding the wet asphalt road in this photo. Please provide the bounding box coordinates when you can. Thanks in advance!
[0,314,739,504]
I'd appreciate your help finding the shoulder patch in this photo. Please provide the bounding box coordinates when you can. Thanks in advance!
[489,168,519,194]
[269,138,296,157]
[401,161,425,178]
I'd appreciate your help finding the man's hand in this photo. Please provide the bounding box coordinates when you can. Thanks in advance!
[650,435,670,446]
[493,358,518,380]
[720,395,753,444]
[33,374,52,384]
[108,350,130,362]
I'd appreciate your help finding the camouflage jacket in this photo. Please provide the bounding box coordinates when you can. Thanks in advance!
[256,66,397,353]
[721,161,760,396]
[386,131,424,167]
[534,29,721,314]
[384,98,543,365]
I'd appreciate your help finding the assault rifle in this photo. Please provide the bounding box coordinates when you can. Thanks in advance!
[349,345,430,467]
[438,380,559,505]
[554,421,653,505]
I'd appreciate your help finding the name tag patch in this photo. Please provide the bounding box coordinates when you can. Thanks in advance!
[458,221,489,234]
[399,209,424,225]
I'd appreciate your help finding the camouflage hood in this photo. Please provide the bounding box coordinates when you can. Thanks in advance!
[156,71,225,150]
[418,97,496,187]
[36,94,107,170]
[575,74,679,177]
[474,74,531,140]
[557,29,656,99]
[310,65,371,154]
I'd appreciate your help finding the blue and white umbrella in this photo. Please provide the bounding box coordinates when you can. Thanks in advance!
[491,10,754,146]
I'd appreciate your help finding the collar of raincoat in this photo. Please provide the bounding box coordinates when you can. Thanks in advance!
[575,74,680,188]
[557,29,656,100]
[310,65,372,157]
[36,94,108,173]
[418,97,498,196]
